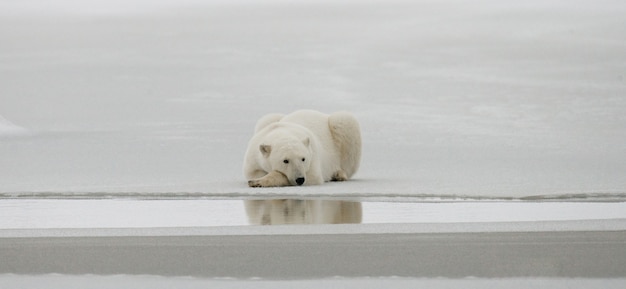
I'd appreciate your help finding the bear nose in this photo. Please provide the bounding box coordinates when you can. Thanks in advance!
[295,177,305,186]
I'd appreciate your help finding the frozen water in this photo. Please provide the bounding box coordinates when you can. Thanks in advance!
[1,0,626,200]
[1,199,626,229]
[1,275,625,289]
[2,224,626,279]
[2,2,625,285]
[0,115,29,137]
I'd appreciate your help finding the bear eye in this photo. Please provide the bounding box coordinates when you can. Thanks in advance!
[283,159,289,164]
[302,158,306,162]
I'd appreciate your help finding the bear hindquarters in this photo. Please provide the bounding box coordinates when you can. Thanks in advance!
[331,170,348,182]
[254,113,284,133]
[328,112,362,179]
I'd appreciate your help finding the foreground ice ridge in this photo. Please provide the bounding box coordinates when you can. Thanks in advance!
[2,191,626,202]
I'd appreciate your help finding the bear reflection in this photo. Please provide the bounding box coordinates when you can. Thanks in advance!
[244,199,362,225]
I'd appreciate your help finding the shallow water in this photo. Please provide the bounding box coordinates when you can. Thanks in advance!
[1,198,625,229]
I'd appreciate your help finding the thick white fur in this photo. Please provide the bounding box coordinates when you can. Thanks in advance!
[243,109,361,187]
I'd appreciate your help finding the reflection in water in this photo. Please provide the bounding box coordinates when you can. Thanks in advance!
[244,200,362,225]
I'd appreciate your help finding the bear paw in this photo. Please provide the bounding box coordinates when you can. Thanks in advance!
[248,179,263,187]
[331,170,348,182]
[248,170,290,187]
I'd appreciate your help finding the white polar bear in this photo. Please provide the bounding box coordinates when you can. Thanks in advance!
[243,110,361,187]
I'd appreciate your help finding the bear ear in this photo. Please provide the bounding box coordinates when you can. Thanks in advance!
[259,144,272,157]
[302,137,310,147]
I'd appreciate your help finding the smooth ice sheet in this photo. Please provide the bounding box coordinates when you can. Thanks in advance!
[1,0,625,200]
[1,275,625,289]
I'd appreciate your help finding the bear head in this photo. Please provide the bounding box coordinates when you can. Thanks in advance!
[260,137,311,186]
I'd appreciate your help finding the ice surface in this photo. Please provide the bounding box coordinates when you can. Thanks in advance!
[2,199,626,229]
[0,115,29,137]
[1,0,626,200]
[1,275,625,289]
[2,226,626,279]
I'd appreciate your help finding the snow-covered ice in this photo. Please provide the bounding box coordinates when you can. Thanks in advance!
[0,115,29,137]
[1,0,625,200]
[2,222,625,281]
[1,0,626,285]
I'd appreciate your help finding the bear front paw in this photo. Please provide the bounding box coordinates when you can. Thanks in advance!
[248,179,263,187]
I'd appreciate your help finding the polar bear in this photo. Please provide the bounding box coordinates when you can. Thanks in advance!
[243,109,361,187]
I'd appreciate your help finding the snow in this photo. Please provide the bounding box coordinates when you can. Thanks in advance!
[2,2,626,285]
[1,0,626,200]
[0,115,29,137]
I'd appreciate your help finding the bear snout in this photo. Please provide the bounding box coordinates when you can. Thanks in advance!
[295,177,305,186]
